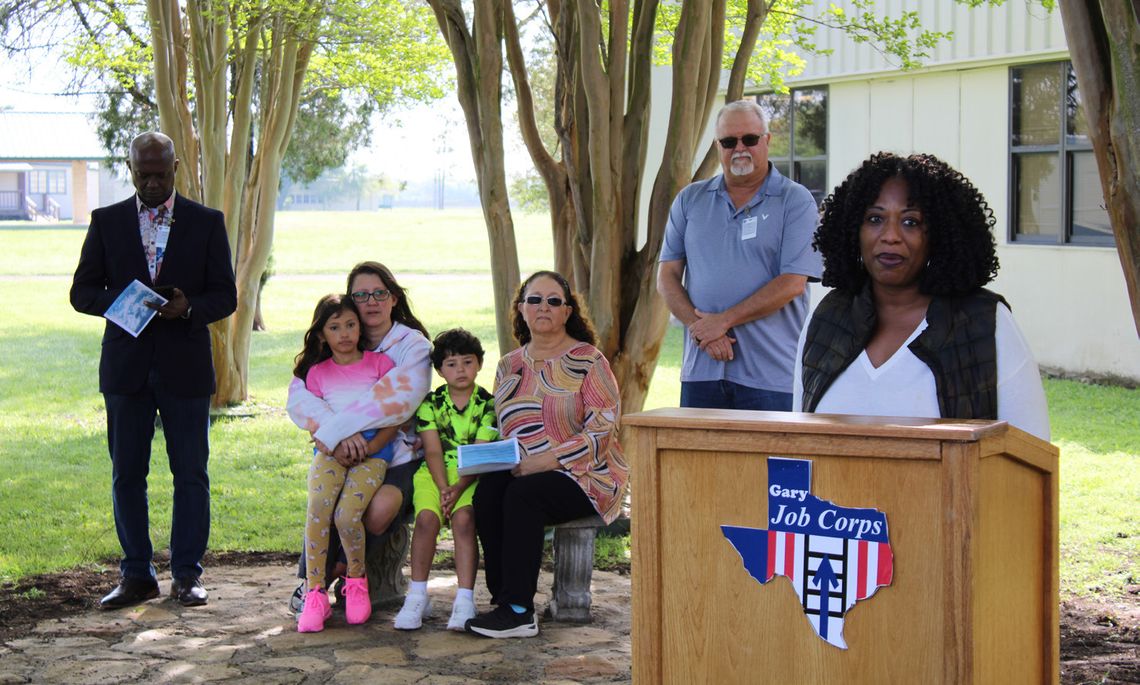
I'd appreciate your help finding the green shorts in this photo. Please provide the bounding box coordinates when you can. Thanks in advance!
[412,459,477,521]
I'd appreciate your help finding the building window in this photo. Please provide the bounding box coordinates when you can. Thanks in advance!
[27,170,67,195]
[1010,62,1113,245]
[756,87,828,205]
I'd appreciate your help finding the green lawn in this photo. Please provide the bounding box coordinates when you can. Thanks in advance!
[0,209,556,276]
[0,210,1133,602]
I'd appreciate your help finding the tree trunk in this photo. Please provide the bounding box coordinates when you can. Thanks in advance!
[145,2,317,406]
[574,2,623,359]
[503,1,577,285]
[429,0,521,353]
[209,323,242,405]
[1058,1,1140,336]
[608,0,728,408]
[498,0,768,411]
[252,282,266,332]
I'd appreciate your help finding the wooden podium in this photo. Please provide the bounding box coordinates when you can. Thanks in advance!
[625,409,1059,684]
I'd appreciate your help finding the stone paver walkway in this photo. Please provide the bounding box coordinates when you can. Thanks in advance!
[0,563,631,684]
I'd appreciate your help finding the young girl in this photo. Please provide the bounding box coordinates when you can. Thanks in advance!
[289,294,399,633]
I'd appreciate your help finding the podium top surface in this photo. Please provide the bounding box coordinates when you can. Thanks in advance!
[624,407,1015,442]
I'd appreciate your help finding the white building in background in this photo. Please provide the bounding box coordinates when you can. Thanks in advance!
[646,1,1139,383]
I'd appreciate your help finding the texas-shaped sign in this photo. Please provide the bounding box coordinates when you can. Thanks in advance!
[722,457,893,649]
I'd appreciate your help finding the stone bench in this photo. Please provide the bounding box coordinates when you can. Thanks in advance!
[297,519,412,612]
[363,511,608,620]
[363,513,415,608]
[546,514,607,623]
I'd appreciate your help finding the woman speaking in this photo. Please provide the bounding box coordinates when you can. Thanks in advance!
[793,153,1050,441]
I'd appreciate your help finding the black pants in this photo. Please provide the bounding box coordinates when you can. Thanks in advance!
[104,372,211,581]
[474,469,596,611]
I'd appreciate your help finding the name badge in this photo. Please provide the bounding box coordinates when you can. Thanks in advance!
[156,225,171,250]
[741,216,758,241]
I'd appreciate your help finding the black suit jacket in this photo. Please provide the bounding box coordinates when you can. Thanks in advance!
[70,195,237,397]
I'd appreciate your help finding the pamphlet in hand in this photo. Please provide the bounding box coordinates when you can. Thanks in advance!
[104,279,166,338]
[457,437,521,476]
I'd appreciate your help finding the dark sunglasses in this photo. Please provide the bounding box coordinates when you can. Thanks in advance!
[350,288,391,303]
[524,295,566,307]
[718,133,765,149]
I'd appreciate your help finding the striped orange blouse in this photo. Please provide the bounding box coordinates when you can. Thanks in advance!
[493,341,629,524]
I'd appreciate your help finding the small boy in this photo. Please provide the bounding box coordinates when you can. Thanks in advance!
[394,328,498,631]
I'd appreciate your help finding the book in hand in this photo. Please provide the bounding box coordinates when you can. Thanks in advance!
[457,437,521,476]
[104,279,167,338]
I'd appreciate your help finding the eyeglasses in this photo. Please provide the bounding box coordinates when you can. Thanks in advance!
[524,295,566,307]
[350,288,391,303]
[718,133,766,149]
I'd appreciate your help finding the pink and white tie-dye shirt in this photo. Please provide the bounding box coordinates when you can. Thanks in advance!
[287,321,432,468]
[303,351,396,412]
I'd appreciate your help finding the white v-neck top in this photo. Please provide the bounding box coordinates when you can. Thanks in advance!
[793,303,1051,441]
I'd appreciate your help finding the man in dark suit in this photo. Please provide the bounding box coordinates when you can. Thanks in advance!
[71,132,237,609]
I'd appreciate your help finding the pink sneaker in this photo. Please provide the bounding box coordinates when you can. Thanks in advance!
[297,587,331,633]
[344,577,371,625]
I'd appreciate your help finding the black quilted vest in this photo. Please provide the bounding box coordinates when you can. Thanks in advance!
[800,285,1007,420]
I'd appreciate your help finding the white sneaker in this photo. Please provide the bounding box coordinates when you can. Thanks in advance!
[446,596,477,632]
[393,593,432,630]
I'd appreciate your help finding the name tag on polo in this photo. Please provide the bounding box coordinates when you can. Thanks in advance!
[741,215,758,240]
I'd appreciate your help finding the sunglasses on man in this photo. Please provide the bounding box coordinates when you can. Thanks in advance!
[524,295,567,307]
[350,288,391,303]
[718,133,766,149]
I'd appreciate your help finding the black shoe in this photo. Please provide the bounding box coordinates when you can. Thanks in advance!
[99,578,160,610]
[171,576,208,606]
[464,604,538,638]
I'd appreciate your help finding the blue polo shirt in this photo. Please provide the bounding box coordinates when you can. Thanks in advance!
[659,164,822,393]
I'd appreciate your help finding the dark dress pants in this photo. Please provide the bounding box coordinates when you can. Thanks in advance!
[104,370,211,581]
[474,469,597,611]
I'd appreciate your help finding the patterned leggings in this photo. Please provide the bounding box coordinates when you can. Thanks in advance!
[304,453,387,590]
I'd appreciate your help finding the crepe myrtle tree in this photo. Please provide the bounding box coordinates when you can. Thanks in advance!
[1054,0,1140,335]
[430,0,954,411]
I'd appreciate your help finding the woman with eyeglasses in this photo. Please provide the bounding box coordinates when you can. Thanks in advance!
[792,153,1050,441]
[286,261,432,611]
[465,270,629,639]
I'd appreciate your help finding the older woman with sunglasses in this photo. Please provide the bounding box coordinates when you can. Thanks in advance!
[286,261,432,611]
[465,270,629,639]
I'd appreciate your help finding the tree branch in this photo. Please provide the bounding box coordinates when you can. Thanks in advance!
[503,0,558,177]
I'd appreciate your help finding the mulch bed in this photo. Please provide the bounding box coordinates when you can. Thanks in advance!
[1,552,1136,683]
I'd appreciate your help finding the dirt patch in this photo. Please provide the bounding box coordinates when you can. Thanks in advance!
[0,551,295,642]
[1,553,1135,682]
[1061,595,1140,684]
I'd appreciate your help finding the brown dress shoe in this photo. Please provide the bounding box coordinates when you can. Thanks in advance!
[171,576,208,606]
[99,578,160,610]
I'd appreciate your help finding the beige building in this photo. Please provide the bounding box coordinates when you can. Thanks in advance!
[0,112,131,223]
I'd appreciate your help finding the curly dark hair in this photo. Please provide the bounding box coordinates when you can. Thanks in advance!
[346,261,430,345]
[814,152,1000,295]
[293,294,364,381]
[430,328,485,370]
[511,270,597,346]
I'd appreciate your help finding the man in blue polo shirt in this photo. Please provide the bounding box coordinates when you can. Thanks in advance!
[657,100,822,411]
